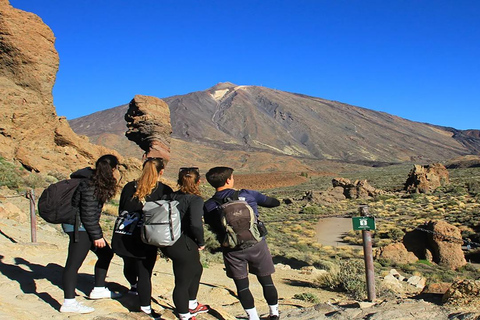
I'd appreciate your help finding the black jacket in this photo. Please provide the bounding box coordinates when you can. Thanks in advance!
[71,167,104,241]
[172,191,205,247]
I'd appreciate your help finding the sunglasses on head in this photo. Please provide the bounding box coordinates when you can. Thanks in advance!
[179,166,199,173]
[145,157,163,162]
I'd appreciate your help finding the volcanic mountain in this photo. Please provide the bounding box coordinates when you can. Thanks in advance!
[69,82,480,172]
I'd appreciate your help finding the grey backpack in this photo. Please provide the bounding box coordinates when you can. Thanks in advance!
[141,194,181,247]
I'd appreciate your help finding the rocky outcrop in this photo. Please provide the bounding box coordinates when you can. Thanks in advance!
[125,95,172,161]
[427,220,467,270]
[405,163,449,193]
[332,178,384,199]
[0,0,136,176]
[403,220,466,270]
[443,279,480,309]
[375,242,418,265]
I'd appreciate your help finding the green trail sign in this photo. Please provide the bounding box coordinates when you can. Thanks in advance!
[352,216,376,231]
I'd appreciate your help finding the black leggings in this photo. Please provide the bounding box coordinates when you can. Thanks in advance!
[122,253,157,306]
[233,275,278,310]
[62,231,114,299]
[160,235,203,314]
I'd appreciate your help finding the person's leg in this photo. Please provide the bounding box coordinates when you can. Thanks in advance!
[61,232,95,314]
[137,252,157,308]
[89,241,121,299]
[257,274,279,317]
[184,237,208,315]
[162,236,200,319]
[122,256,138,287]
[186,238,202,300]
[62,232,92,299]
[233,277,259,320]
[92,241,114,287]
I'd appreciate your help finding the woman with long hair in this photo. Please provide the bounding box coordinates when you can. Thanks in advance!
[60,154,122,314]
[160,167,208,320]
[113,157,173,319]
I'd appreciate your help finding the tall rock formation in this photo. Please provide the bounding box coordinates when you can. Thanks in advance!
[0,0,137,176]
[125,95,172,162]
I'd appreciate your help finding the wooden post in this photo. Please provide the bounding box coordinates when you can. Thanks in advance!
[359,204,375,301]
[27,189,37,243]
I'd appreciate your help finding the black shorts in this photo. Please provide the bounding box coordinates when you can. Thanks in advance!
[223,239,275,279]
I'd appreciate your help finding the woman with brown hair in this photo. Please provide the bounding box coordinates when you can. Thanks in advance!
[112,157,173,319]
[61,154,122,314]
[159,167,208,320]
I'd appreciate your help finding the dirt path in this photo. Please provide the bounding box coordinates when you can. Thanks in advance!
[0,216,343,320]
[316,217,360,247]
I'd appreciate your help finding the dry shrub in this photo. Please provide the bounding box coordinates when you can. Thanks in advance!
[315,259,367,300]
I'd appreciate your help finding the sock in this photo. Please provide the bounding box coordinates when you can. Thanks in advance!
[92,286,105,291]
[269,303,279,316]
[178,312,192,320]
[140,305,152,314]
[189,299,198,309]
[245,307,260,320]
[63,298,76,306]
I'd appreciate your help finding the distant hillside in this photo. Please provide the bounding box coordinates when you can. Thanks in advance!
[69,82,480,171]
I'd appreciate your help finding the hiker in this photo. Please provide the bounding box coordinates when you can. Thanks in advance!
[203,166,281,320]
[60,154,122,314]
[159,167,208,320]
[112,157,173,319]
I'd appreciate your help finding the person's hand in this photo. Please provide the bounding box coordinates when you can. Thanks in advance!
[94,238,106,248]
[198,245,205,251]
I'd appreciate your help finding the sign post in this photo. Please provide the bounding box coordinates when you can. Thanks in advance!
[352,205,376,301]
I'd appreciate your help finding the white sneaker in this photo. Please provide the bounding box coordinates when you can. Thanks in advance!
[60,301,95,313]
[89,287,122,299]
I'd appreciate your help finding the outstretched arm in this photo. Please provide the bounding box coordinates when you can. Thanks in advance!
[260,196,280,208]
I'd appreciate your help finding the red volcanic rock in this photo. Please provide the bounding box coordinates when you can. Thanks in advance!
[405,163,449,193]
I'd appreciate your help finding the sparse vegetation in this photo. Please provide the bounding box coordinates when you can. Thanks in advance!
[3,158,480,299]
[293,292,319,303]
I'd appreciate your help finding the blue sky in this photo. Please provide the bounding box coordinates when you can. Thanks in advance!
[10,0,480,130]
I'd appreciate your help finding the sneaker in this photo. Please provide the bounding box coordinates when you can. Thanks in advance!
[60,301,95,313]
[269,315,280,320]
[189,302,209,316]
[89,287,123,299]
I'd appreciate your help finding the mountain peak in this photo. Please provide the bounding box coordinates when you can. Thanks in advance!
[210,82,238,90]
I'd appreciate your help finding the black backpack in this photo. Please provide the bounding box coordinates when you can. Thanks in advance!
[213,190,264,250]
[38,178,83,225]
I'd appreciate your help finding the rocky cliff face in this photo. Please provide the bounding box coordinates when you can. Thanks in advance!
[0,0,138,176]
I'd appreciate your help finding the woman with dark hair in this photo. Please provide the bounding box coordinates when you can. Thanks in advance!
[160,167,208,320]
[60,154,122,314]
[112,157,173,319]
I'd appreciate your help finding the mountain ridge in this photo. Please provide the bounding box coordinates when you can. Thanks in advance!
[69,82,480,170]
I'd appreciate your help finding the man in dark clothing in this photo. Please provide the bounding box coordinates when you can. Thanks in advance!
[204,167,280,320]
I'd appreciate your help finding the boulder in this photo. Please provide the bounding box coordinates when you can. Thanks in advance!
[125,95,172,162]
[332,178,384,199]
[375,242,418,265]
[421,282,451,295]
[403,220,466,270]
[404,163,449,193]
[427,220,467,270]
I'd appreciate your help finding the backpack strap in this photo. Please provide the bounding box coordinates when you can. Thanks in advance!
[212,190,240,205]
